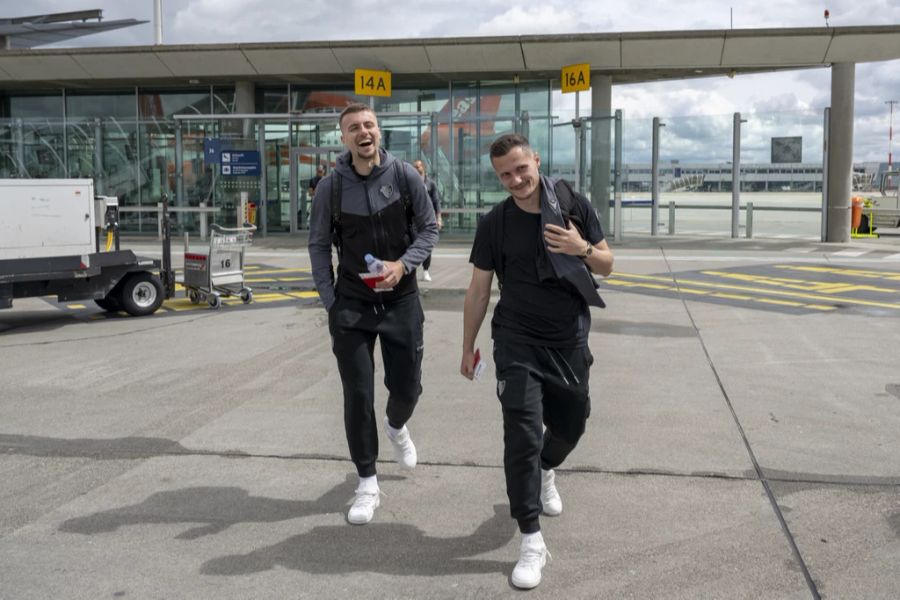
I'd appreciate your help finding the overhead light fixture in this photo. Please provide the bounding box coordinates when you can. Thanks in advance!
[694,69,704,74]
[188,79,200,84]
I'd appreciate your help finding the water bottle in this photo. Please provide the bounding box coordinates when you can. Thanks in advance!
[364,253,384,273]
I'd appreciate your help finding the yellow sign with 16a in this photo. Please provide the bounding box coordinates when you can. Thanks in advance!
[561,64,590,93]
[355,69,392,97]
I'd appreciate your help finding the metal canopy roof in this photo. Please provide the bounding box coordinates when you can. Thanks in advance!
[0,10,146,51]
[0,25,898,88]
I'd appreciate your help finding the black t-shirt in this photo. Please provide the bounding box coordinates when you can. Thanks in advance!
[470,201,592,347]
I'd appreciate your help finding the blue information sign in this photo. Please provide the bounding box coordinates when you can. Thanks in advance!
[220,150,260,176]
[203,138,223,164]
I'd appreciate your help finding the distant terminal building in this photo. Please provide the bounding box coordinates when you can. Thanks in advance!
[556,161,885,193]
[1,11,899,240]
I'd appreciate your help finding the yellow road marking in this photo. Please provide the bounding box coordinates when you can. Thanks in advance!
[775,265,900,281]
[244,276,310,283]
[607,273,894,311]
[701,270,897,294]
[236,267,311,276]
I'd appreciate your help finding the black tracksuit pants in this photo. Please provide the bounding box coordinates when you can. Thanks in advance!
[328,293,424,477]
[493,339,593,534]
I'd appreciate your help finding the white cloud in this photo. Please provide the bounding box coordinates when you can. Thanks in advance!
[476,7,584,36]
[6,0,900,163]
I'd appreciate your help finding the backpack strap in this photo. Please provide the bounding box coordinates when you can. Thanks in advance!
[490,199,509,289]
[553,178,575,218]
[553,177,587,239]
[393,161,415,231]
[330,171,343,259]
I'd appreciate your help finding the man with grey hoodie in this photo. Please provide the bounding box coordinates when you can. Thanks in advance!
[308,103,438,525]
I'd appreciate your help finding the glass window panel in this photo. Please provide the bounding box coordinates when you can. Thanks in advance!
[8,94,64,119]
[66,93,135,119]
[22,120,66,178]
[213,87,236,114]
[257,87,289,113]
[139,90,210,118]
[0,122,16,177]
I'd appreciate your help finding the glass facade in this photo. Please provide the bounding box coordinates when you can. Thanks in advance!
[1,81,872,240]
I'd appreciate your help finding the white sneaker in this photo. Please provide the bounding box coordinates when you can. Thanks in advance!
[511,533,550,589]
[384,417,417,469]
[423,270,432,282]
[541,469,562,516]
[347,487,380,525]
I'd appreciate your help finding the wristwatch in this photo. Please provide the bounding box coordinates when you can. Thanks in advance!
[581,242,593,259]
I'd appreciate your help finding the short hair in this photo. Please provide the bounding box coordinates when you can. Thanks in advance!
[339,102,376,128]
[489,133,532,159]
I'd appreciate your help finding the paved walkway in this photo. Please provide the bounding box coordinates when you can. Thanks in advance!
[1,234,898,599]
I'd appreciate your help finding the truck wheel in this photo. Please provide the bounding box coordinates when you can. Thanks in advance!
[208,293,222,309]
[118,272,164,317]
[188,289,201,304]
[94,295,121,312]
[240,288,253,304]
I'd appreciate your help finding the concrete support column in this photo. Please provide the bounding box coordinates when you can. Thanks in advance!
[235,81,255,138]
[826,63,855,243]
[590,74,612,232]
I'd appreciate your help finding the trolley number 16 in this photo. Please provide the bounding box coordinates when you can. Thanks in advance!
[220,258,232,268]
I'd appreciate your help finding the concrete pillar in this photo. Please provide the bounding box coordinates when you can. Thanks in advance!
[590,74,612,232]
[235,81,255,138]
[826,63,855,243]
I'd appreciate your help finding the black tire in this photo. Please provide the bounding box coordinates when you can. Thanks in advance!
[117,272,164,317]
[240,288,253,304]
[94,295,121,312]
[208,293,221,309]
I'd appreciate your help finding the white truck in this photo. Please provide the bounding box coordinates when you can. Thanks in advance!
[0,179,174,317]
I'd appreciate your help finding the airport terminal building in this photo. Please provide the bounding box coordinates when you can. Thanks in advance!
[2,12,899,240]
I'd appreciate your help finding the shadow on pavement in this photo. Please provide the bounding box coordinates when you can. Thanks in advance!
[200,502,514,577]
[59,474,374,540]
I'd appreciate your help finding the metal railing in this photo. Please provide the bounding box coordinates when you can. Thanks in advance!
[117,203,220,240]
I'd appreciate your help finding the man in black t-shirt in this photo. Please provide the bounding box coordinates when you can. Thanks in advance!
[460,134,613,590]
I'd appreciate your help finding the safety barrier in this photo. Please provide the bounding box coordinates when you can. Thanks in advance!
[117,203,220,240]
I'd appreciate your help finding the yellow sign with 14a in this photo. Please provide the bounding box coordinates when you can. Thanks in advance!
[355,68,392,97]
[561,64,590,93]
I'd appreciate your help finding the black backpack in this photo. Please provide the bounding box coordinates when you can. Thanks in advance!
[330,161,415,259]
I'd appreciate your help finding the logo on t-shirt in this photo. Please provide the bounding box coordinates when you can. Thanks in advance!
[379,184,394,199]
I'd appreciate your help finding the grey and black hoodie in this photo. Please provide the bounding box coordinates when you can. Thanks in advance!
[308,148,438,310]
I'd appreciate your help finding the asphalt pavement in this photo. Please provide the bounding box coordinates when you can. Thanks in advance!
[1,232,899,599]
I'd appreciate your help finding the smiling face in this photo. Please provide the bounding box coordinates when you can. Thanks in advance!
[340,108,381,163]
[491,145,542,206]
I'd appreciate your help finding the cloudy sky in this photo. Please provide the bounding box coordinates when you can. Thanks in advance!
[11,0,900,163]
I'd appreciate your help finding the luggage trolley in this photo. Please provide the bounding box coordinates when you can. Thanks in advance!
[183,223,256,309]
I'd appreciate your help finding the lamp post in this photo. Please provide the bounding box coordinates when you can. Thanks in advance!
[887,100,898,169]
